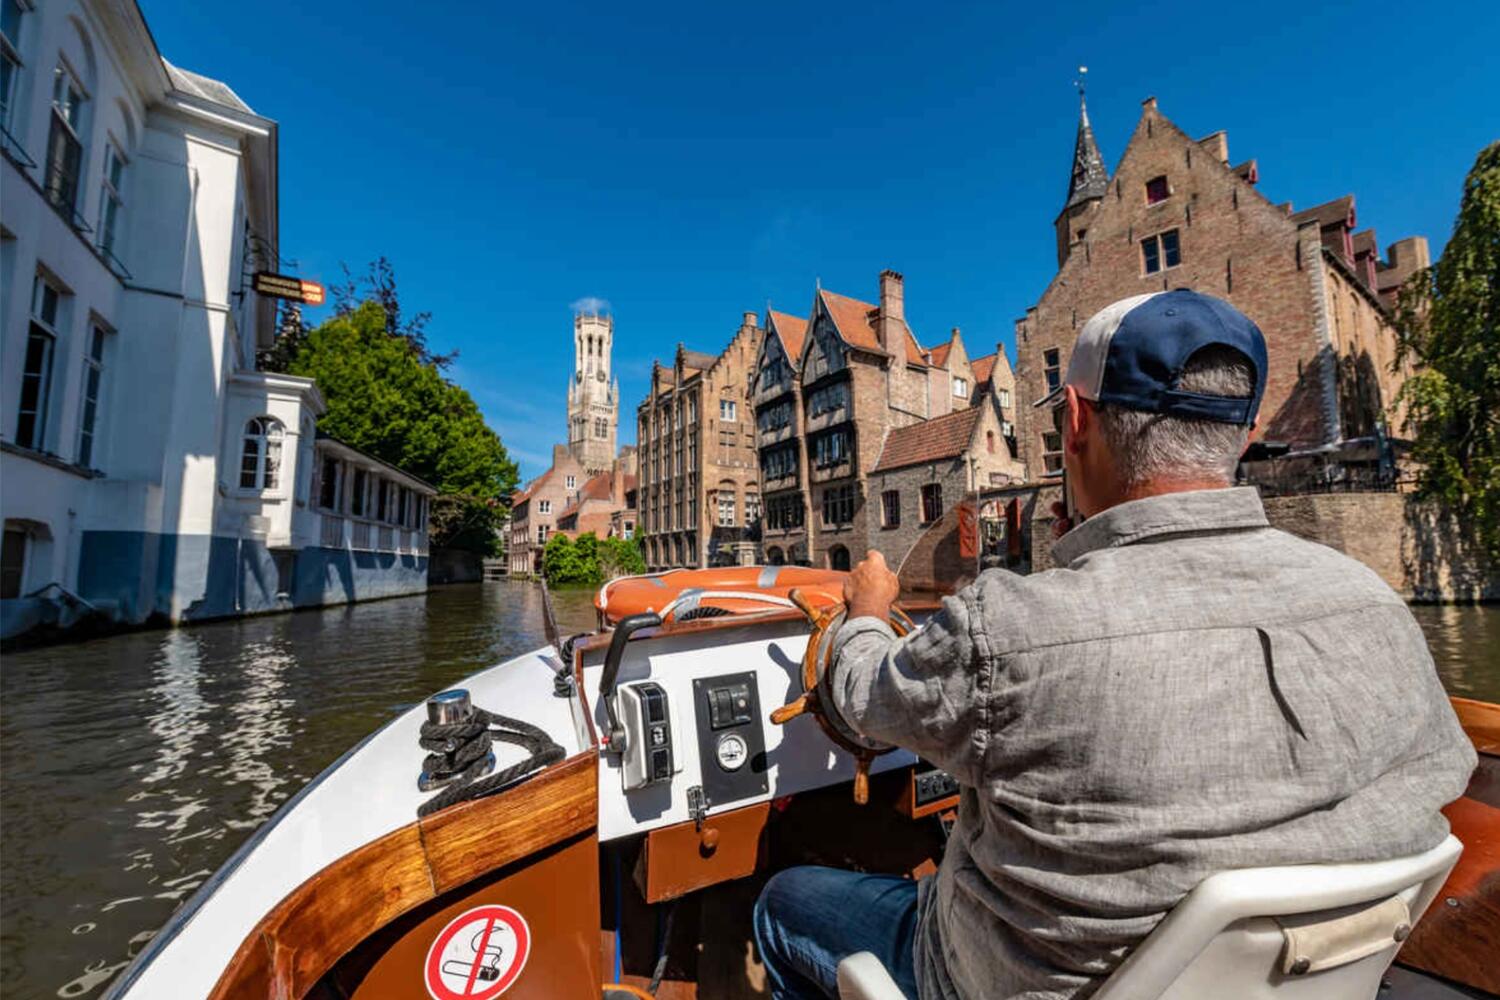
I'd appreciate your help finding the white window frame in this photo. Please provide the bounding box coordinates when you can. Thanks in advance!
[0,0,29,134]
[97,138,126,256]
[44,61,87,215]
[239,417,286,494]
[1043,349,1061,392]
[565,475,576,490]
[75,322,109,468]
[538,499,551,515]
[998,389,1011,409]
[952,377,967,398]
[719,399,736,422]
[17,273,61,451]
[717,492,736,527]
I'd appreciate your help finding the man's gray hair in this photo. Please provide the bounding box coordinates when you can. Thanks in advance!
[1095,346,1254,487]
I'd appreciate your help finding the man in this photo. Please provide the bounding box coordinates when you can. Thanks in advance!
[753,290,1476,1000]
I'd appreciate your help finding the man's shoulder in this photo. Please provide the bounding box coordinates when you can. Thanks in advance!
[961,524,1405,657]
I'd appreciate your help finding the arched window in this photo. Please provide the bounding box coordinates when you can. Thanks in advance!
[765,546,784,566]
[828,545,850,571]
[240,417,284,490]
[987,430,996,454]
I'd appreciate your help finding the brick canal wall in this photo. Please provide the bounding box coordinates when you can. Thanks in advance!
[1007,487,1494,602]
[1262,493,1496,603]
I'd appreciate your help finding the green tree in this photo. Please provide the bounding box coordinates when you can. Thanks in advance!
[599,535,647,579]
[543,533,598,586]
[262,262,518,553]
[1394,141,1500,559]
[542,532,644,585]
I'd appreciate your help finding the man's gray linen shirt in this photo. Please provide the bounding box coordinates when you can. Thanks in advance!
[829,488,1476,1000]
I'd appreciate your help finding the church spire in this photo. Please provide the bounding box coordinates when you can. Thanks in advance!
[1063,67,1108,211]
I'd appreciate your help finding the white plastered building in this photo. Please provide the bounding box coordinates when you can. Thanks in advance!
[0,0,432,638]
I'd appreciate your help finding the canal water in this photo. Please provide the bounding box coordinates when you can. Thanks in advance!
[0,585,1495,1000]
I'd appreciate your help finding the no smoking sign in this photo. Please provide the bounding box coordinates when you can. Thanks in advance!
[423,905,531,1000]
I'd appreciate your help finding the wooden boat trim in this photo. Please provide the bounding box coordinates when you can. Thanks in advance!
[207,751,597,1000]
[1450,696,1500,756]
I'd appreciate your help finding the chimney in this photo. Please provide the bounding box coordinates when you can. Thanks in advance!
[742,310,757,329]
[878,269,905,354]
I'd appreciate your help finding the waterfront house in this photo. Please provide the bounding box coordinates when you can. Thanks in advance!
[748,271,1023,570]
[636,312,763,570]
[0,0,432,638]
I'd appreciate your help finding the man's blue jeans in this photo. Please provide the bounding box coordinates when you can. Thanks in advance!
[753,865,920,999]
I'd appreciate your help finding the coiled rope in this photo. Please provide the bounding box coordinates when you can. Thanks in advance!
[417,708,565,818]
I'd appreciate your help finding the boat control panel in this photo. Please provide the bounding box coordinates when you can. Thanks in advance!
[582,616,920,841]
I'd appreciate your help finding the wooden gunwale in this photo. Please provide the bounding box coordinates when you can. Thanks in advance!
[206,751,597,1000]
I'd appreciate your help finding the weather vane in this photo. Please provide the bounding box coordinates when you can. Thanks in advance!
[1075,65,1088,105]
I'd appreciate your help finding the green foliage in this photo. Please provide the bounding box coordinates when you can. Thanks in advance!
[541,532,645,586]
[262,261,518,554]
[1394,141,1500,559]
[599,535,647,579]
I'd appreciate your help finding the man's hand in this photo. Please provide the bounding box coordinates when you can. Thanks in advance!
[844,550,900,622]
[1049,500,1074,540]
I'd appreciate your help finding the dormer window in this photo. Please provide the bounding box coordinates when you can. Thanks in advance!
[1145,175,1170,205]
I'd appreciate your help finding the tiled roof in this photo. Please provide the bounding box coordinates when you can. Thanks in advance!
[819,289,927,367]
[971,353,997,386]
[872,407,984,473]
[768,311,808,363]
[926,341,953,367]
[678,348,718,371]
[164,60,253,114]
[512,467,556,505]
[820,289,881,351]
[1291,195,1355,231]
[578,470,614,501]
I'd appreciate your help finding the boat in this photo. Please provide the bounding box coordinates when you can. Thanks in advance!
[99,567,1500,1000]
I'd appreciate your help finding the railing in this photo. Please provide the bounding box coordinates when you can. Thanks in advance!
[0,122,36,169]
[351,520,372,550]
[321,514,344,547]
[399,529,411,552]
[98,244,132,280]
[379,526,394,551]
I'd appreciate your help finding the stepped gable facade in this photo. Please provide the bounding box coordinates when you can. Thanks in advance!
[636,313,764,570]
[1015,96,1429,480]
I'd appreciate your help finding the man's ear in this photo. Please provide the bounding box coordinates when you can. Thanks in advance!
[1064,386,1089,455]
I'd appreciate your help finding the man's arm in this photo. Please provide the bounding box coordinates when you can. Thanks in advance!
[825,551,987,787]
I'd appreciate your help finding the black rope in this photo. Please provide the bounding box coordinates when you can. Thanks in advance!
[416,708,565,818]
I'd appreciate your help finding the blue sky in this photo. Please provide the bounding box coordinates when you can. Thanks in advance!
[140,0,1499,480]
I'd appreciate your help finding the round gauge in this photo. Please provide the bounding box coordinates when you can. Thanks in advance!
[715,733,749,772]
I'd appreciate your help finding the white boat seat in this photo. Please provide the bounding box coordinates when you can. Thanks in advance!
[835,835,1462,1000]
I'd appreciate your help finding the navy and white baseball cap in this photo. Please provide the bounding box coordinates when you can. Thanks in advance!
[1034,289,1267,426]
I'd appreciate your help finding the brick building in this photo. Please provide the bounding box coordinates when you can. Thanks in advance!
[750,270,1018,569]
[509,445,637,576]
[1015,96,1428,480]
[866,402,1024,579]
[554,454,638,541]
[636,313,764,570]
[508,445,586,576]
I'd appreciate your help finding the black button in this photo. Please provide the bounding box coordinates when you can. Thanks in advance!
[651,748,671,779]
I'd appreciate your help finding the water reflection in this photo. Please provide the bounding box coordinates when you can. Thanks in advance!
[1409,603,1500,701]
[0,584,1490,1000]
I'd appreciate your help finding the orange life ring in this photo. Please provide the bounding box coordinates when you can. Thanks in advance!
[595,566,847,624]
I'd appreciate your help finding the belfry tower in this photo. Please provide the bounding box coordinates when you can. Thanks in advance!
[566,311,619,473]
[1055,68,1109,267]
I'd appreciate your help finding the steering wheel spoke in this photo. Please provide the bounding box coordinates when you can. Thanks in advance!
[770,588,911,805]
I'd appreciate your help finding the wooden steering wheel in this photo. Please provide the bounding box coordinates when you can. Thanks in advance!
[769,588,915,804]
